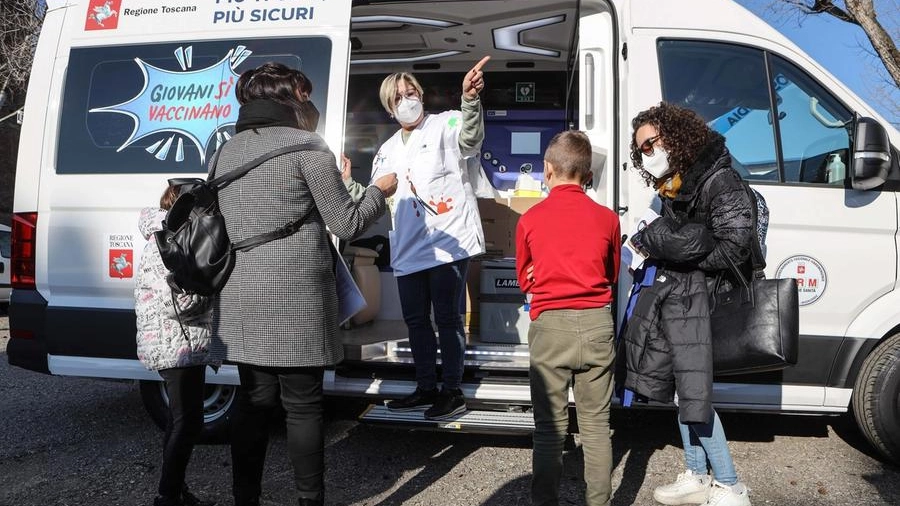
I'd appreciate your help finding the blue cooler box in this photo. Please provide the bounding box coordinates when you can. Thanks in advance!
[479,259,530,344]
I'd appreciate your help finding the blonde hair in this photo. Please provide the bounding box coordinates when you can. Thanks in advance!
[545,130,592,183]
[379,72,424,115]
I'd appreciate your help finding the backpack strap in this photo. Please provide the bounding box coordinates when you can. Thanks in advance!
[209,137,331,252]
[742,183,767,277]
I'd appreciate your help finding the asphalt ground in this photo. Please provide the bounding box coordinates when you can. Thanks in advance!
[1,312,898,506]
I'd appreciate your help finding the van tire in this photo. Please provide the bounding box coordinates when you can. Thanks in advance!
[139,379,237,444]
[851,332,900,463]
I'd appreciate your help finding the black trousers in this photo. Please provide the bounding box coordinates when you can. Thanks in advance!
[231,364,325,504]
[158,366,206,498]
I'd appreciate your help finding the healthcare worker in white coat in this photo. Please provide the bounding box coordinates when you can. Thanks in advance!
[373,56,490,420]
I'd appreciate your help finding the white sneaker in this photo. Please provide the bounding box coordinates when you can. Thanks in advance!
[701,480,751,506]
[653,470,712,505]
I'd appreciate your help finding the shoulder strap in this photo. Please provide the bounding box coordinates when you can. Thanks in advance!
[208,137,330,189]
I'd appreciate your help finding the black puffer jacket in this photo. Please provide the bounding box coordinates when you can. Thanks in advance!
[623,133,754,424]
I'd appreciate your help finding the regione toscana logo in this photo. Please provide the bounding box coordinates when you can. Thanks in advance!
[85,0,121,30]
[89,45,250,164]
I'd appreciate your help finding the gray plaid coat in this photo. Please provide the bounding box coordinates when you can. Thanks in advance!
[209,127,386,367]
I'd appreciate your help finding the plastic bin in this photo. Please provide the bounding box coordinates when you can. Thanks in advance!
[479,259,529,344]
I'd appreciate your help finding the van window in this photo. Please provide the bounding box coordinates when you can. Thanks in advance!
[0,230,9,258]
[658,40,778,181]
[768,55,852,184]
[658,40,853,185]
[57,37,333,174]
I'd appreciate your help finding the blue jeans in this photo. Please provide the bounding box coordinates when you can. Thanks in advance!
[678,408,738,485]
[396,258,469,391]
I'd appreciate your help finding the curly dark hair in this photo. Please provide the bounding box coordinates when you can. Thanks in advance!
[629,102,713,187]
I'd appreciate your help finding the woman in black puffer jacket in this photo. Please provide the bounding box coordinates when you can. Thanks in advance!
[624,102,754,506]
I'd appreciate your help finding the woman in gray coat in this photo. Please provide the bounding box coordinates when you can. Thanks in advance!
[210,62,397,506]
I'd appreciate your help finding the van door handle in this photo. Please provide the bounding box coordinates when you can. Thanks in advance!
[584,53,595,130]
[0,263,4,273]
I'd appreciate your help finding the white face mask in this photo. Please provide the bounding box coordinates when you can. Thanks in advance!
[395,96,423,124]
[641,147,674,179]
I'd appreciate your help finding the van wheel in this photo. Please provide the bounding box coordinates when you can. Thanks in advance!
[852,332,900,463]
[139,379,237,444]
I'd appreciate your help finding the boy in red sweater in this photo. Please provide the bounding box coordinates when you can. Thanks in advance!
[515,130,621,506]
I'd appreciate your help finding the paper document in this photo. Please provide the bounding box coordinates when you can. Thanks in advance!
[622,203,661,272]
[334,247,368,326]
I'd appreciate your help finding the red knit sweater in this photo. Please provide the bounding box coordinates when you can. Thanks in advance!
[515,184,621,320]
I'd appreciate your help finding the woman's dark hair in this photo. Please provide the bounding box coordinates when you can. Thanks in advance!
[236,62,317,131]
[630,102,713,187]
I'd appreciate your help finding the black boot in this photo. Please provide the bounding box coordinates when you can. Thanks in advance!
[298,498,323,506]
[180,485,216,506]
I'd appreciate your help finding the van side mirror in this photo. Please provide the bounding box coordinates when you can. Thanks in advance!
[850,117,891,190]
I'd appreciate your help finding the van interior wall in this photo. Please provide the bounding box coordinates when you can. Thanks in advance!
[344,0,580,331]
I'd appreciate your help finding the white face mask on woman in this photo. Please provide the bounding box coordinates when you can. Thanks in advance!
[641,147,674,179]
[394,96,423,124]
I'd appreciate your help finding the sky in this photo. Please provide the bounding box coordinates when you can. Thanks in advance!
[735,0,899,127]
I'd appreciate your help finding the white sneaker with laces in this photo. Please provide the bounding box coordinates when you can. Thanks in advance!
[701,480,751,506]
[653,470,712,505]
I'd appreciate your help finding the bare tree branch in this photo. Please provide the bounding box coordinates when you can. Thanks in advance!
[776,1,899,88]
[844,0,900,89]
[0,0,46,107]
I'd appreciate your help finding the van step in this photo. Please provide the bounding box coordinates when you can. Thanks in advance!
[359,404,534,434]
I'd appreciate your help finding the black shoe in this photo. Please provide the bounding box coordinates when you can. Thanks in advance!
[153,496,180,506]
[180,486,215,506]
[385,387,439,411]
[424,389,466,420]
[298,498,323,506]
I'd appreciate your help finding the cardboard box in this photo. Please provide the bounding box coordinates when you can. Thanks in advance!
[477,197,544,257]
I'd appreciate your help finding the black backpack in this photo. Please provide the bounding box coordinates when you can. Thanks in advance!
[155,139,329,296]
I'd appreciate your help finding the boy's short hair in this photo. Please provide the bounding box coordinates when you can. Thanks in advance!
[379,72,424,115]
[544,130,592,183]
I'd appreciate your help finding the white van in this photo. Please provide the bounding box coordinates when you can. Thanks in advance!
[10,0,900,460]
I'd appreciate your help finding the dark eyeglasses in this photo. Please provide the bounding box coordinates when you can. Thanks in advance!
[639,135,662,156]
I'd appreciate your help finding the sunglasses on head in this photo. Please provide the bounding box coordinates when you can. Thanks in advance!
[639,135,662,156]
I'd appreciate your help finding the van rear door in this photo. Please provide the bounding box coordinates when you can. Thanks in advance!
[11,0,352,376]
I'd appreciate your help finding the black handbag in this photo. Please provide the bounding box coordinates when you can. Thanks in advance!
[710,252,800,375]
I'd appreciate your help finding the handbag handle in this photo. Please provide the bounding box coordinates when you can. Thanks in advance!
[711,251,755,311]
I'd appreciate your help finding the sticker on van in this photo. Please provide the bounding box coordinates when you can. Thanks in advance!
[107,234,134,279]
[775,255,827,306]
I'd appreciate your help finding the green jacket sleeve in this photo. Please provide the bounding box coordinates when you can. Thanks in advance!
[458,96,485,154]
[344,177,368,203]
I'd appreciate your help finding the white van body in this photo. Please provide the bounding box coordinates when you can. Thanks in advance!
[10,0,900,458]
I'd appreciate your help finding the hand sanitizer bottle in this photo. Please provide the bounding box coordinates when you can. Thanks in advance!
[826,153,845,184]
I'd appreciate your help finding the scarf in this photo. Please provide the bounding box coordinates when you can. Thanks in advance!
[656,172,683,199]
[235,99,299,133]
